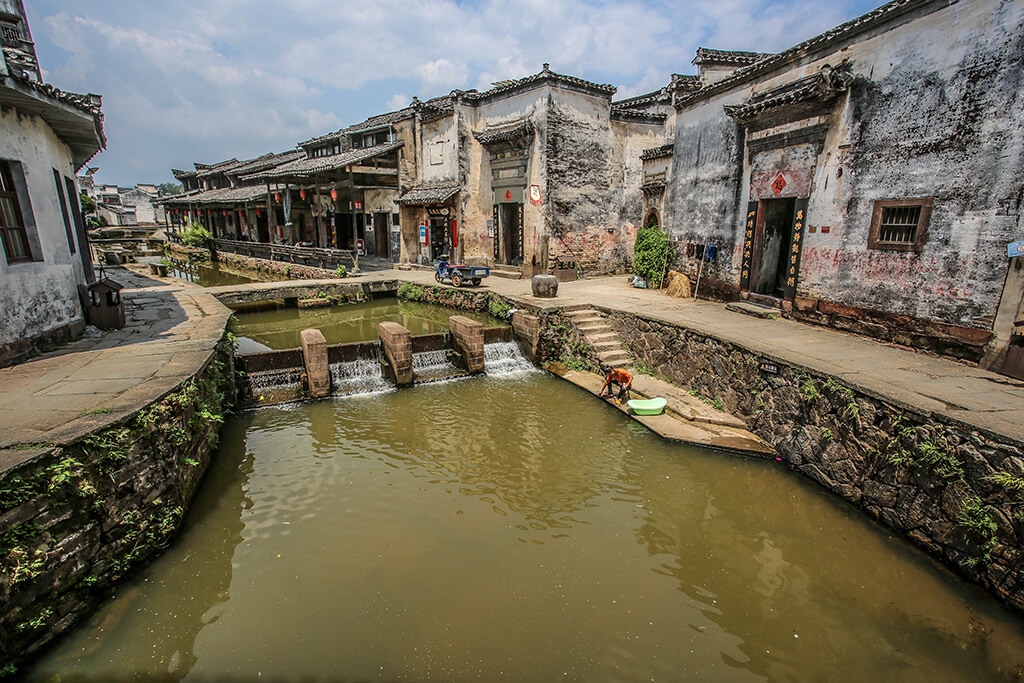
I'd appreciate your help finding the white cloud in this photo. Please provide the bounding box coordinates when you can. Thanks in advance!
[387,93,411,111]
[31,0,884,183]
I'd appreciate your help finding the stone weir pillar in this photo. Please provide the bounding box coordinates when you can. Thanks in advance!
[379,321,413,386]
[449,315,485,373]
[300,328,331,398]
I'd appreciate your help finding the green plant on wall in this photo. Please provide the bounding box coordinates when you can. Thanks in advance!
[488,296,511,320]
[632,225,673,287]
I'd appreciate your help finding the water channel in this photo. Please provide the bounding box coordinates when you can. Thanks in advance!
[26,371,1024,681]
[231,297,504,354]
[165,260,263,288]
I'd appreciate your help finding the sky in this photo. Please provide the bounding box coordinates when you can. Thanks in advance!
[26,0,886,187]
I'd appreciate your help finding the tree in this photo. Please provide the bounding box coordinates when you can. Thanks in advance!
[80,191,96,214]
[632,225,673,287]
[157,182,183,196]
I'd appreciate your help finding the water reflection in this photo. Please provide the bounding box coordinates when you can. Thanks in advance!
[27,374,1024,682]
[166,260,260,288]
[232,297,503,353]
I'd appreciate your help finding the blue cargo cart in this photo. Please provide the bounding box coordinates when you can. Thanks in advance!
[434,257,489,287]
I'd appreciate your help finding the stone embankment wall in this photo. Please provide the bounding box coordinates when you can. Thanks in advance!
[0,341,234,674]
[604,311,1024,612]
[167,242,337,281]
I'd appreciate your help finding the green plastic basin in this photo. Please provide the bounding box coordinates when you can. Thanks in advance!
[627,397,667,415]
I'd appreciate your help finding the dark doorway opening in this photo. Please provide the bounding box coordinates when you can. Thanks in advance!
[373,212,389,258]
[498,203,522,266]
[430,217,449,259]
[752,197,796,297]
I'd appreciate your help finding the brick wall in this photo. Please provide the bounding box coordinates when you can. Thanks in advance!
[448,316,484,373]
[378,322,413,386]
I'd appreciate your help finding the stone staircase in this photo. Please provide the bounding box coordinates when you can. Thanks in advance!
[567,309,631,368]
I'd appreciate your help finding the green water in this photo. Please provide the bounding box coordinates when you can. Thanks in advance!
[26,373,1024,682]
[232,297,505,353]
[166,260,260,288]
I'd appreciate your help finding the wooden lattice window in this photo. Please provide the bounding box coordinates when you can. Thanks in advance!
[868,198,932,252]
[0,161,31,263]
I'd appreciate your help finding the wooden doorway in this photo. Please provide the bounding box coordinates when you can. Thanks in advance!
[496,202,522,266]
[751,198,796,297]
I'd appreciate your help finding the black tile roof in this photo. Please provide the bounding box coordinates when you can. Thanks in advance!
[692,48,773,66]
[395,182,460,205]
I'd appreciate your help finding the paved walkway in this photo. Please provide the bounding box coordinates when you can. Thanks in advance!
[384,268,1024,445]
[0,268,231,472]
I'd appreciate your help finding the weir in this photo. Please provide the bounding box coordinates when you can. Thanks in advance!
[235,316,530,406]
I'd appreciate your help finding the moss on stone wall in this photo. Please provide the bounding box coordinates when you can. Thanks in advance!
[0,338,235,677]
[395,282,514,322]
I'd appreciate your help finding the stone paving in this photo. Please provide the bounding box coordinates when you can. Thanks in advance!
[0,267,231,473]
[3,263,1023,478]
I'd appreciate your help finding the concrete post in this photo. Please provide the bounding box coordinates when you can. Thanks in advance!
[379,321,413,386]
[449,315,485,373]
[300,328,330,398]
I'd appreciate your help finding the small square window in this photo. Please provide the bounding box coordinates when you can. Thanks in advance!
[868,198,932,252]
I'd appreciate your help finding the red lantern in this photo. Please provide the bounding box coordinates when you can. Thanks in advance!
[238,210,243,217]
[299,189,306,200]
[222,210,228,216]
[256,209,262,217]
[330,189,338,200]
[274,192,281,202]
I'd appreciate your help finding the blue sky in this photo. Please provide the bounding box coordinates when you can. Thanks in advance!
[26,0,885,187]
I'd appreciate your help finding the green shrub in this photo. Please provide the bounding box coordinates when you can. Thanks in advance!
[334,265,347,278]
[180,222,212,248]
[632,225,673,287]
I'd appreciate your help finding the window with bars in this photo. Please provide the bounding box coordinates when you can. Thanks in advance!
[0,161,32,263]
[868,198,933,252]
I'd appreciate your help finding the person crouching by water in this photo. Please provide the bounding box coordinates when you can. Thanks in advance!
[599,365,632,403]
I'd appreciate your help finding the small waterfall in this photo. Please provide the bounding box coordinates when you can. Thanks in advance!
[413,349,462,383]
[484,341,536,376]
[244,368,304,405]
[329,357,391,396]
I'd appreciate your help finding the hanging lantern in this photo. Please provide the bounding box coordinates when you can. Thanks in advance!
[330,189,338,200]
[256,209,262,217]
[223,210,228,216]
[299,189,307,200]
[274,192,281,202]
[238,210,243,217]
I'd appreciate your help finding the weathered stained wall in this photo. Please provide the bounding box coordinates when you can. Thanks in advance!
[0,106,88,359]
[667,0,1024,336]
[459,89,547,267]
[666,97,746,284]
[800,0,1024,327]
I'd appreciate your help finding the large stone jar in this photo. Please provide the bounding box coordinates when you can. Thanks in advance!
[532,274,558,298]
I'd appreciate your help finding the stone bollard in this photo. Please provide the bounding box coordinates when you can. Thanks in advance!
[531,274,558,298]
[379,321,413,386]
[300,328,330,398]
[449,315,485,373]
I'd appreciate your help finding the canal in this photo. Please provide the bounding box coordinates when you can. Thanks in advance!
[26,371,1024,680]
[231,297,504,353]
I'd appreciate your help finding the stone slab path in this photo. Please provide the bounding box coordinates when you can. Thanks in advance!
[0,267,231,474]
[553,366,776,456]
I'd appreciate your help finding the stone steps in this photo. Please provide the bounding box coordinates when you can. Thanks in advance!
[567,309,631,368]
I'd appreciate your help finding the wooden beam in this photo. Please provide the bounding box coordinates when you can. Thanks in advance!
[348,165,399,175]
